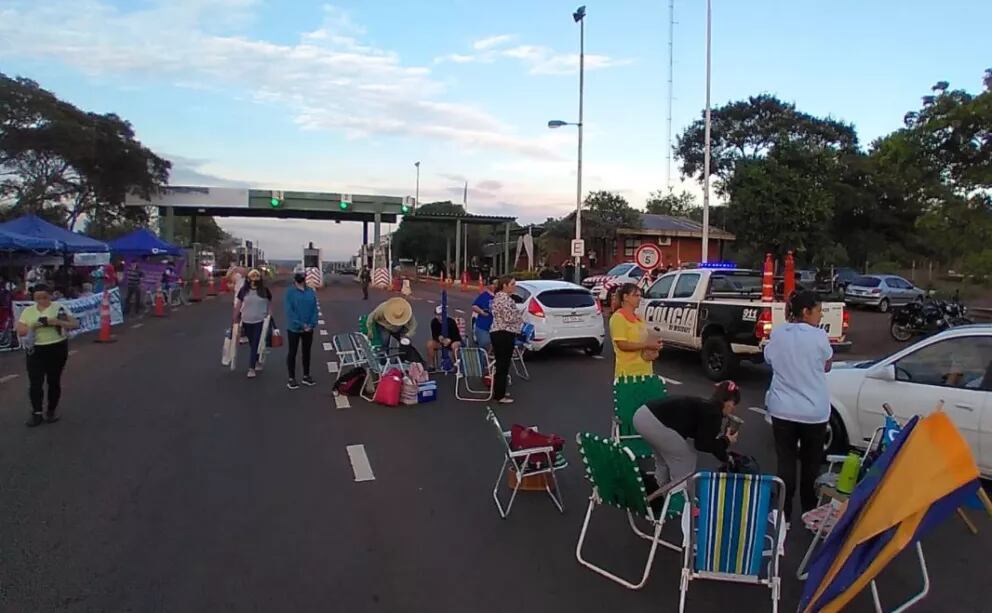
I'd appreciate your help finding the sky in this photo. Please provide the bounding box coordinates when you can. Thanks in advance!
[1,0,989,259]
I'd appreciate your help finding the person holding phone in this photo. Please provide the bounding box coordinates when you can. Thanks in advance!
[15,284,79,427]
[632,380,741,487]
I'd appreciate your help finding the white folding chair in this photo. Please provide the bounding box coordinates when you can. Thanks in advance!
[487,408,565,519]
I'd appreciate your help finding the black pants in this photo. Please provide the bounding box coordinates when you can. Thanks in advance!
[125,286,142,316]
[362,283,369,300]
[491,330,515,400]
[26,340,68,416]
[772,417,827,516]
[286,329,314,379]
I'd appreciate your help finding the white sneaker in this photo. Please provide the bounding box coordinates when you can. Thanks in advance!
[247,369,257,378]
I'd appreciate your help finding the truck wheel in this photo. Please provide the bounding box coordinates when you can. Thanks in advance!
[701,336,738,381]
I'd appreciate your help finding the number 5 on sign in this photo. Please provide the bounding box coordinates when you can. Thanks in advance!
[634,243,663,270]
[571,239,585,258]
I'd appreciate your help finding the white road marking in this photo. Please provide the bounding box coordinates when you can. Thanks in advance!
[322,342,333,351]
[0,374,19,384]
[327,361,339,373]
[748,406,767,416]
[455,309,465,314]
[427,300,435,304]
[318,319,325,325]
[335,394,350,409]
[346,444,375,482]
[662,376,682,385]
[319,329,328,336]
[68,349,78,356]
[591,355,605,360]
[130,323,144,329]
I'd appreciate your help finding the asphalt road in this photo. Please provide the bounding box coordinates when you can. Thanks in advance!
[0,276,987,613]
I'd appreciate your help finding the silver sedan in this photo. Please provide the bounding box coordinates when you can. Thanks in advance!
[843,274,925,313]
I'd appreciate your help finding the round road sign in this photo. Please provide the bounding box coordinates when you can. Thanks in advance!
[634,243,663,270]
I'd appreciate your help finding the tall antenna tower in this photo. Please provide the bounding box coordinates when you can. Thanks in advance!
[666,0,675,191]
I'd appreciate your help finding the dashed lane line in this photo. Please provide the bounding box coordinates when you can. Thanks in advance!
[662,376,682,385]
[334,394,350,410]
[0,374,19,384]
[326,361,339,373]
[130,323,144,329]
[748,406,767,416]
[322,342,333,351]
[346,444,375,482]
[318,319,326,325]
[68,349,78,356]
[319,329,328,336]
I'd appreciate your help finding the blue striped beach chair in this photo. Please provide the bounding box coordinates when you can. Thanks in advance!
[455,347,493,401]
[575,433,682,590]
[680,472,786,613]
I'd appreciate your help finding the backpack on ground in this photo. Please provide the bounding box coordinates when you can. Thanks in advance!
[333,367,366,396]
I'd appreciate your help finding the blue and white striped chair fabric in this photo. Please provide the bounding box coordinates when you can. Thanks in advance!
[455,347,493,401]
[680,471,785,613]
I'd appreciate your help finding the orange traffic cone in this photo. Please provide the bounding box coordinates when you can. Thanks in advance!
[94,289,116,343]
[783,250,796,300]
[761,253,775,303]
[190,277,202,302]
[207,275,217,296]
[478,275,484,291]
[153,287,167,317]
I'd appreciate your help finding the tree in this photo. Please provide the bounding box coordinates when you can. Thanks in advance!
[675,94,857,190]
[391,201,474,266]
[581,190,641,259]
[0,73,170,230]
[645,189,698,217]
[724,143,836,260]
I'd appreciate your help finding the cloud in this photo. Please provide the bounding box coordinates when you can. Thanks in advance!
[475,180,502,191]
[434,37,632,75]
[473,34,514,50]
[0,1,562,160]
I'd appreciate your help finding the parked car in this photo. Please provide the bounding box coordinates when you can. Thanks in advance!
[844,274,925,313]
[797,269,817,289]
[512,280,605,355]
[833,267,860,292]
[824,325,992,477]
[581,263,647,304]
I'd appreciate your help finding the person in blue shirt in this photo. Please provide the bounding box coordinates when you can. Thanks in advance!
[284,271,319,390]
[471,278,495,351]
[763,290,833,521]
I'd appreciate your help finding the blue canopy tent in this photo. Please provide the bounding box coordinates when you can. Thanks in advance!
[0,214,109,254]
[0,227,62,251]
[107,228,182,257]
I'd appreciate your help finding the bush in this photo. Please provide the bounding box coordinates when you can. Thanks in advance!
[511,270,541,281]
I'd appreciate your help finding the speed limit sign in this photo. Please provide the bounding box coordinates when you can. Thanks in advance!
[634,243,663,270]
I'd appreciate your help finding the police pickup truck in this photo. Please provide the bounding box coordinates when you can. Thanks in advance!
[635,266,849,380]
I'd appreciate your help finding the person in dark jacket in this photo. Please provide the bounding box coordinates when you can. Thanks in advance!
[633,380,741,487]
[284,271,319,389]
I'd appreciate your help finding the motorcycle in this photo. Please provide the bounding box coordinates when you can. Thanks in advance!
[890,294,972,342]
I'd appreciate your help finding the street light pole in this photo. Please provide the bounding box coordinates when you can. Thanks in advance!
[701,0,712,264]
[414,161,420,211]
[574,5,586,285]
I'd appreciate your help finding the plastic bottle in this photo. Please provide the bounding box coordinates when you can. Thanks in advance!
[836,452,862,495]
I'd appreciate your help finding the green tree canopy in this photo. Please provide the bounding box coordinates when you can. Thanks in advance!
[645,189,698,217]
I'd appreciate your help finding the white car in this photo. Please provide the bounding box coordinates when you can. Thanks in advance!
[582,263,648,303]
[825,325,992,477]
[513,280,606,355]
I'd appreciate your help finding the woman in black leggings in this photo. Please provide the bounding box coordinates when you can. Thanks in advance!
[15,284,79,427]
[489,276,522,404]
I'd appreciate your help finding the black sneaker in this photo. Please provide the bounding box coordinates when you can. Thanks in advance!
[45,411,61,424]
[301,376,316,387]
[287,378,300,390]
[26,413,44,427]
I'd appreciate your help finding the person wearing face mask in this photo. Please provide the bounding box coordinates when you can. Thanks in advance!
[15,284,80,427]
[235,269,272,379]
[284,271,319,389]
[764,290,833,523]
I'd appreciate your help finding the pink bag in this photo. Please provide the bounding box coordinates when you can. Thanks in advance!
[373,368,404,407]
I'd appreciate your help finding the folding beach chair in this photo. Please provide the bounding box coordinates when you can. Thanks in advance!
[575,433,682,590]
[455,346,493,402]
[351,332,405,401]
[511,323,534,381]
[680,471,786,613]
[486,408,566,518]
[332,333,363,368]
[611,375,668,461]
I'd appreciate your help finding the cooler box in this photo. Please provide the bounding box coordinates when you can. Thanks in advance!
[417,381,438,403]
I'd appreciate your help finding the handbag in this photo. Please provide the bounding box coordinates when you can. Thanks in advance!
[221,328,233,366]
[510,424,565,468]
[270,328,284,348]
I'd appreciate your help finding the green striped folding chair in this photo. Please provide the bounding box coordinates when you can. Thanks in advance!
[575,433,682,590]
[455,347,493,402]
[680,471,787,613]
[611,375,668,460]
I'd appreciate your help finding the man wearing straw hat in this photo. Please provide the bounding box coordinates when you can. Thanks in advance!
[367,297,417,350]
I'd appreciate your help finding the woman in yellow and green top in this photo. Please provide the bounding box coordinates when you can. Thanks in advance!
[15,284,79,427]
[609,283,662,378]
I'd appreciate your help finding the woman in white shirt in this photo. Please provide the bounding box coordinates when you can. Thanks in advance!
[763,290,833,521]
